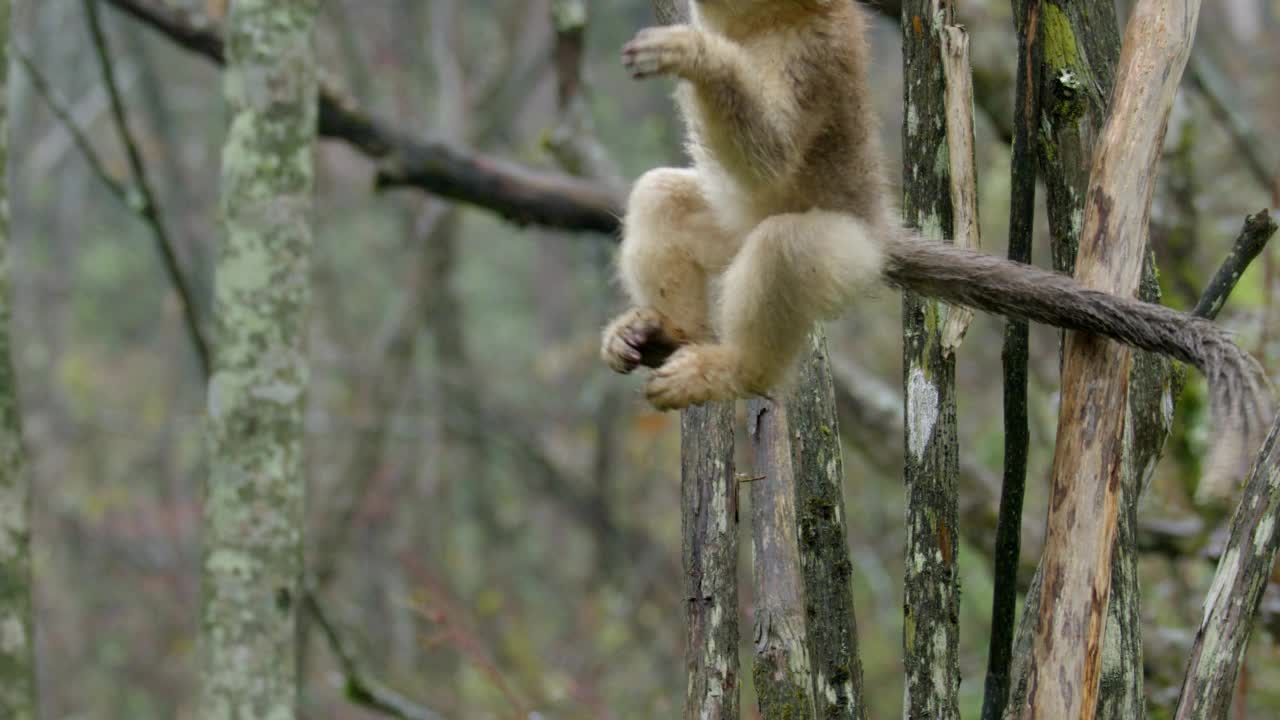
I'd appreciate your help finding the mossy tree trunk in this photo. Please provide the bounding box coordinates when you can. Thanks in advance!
[0,0,35,715]
[748,399,815,720]
[789,332,866,720]
[900,1,961,717]
[200,0,319,716]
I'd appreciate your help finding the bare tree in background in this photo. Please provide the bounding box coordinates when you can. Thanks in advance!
[200,0,319,715]
[0,0,35,716]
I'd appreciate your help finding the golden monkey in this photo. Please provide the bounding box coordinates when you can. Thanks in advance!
[601,0,1270,481]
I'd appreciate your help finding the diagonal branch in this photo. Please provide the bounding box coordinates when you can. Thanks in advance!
[83,0,211,376]
[102,0,622,234]
[17,49,130,209]
[305,591,444,720]
[1187,56,1277,196]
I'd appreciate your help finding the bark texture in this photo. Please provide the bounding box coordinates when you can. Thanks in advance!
[681,403,740,720]
[938,27,978,354]
[1033,4,1156,716]
[0,0,35,715]
[749,400,815,720]
[789,332,865,720]
[201,0,319,716]
[1003,2,1127,716]
[900,1,960,717]
[1019,2,1202,718]
[1174,413,1280,719]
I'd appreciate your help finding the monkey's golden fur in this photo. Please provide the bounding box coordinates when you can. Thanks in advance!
[604,0,886,408]
[602,0,1271,485]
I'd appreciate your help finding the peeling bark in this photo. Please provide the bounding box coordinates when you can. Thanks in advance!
[1019,2,1202,718]
[749,400,815,720]
[682,403,740,720]
[1003,1,1127,716]
[900,1,961,717]
[201,0,319,716]
[938,27,979,355]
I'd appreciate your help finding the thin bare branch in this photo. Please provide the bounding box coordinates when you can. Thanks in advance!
[16,49,130,207]
[1193,210,1279,320]
[983,1,1041,716]
[1187,56,1277,196]
[83,0,211,376]
[305,591,445,720]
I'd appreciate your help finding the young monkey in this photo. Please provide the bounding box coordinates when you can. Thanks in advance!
[602,0,1271,482]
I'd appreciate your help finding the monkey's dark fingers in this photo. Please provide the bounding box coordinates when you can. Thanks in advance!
[621,29,689,80]
[622,47,670,80]
[604,333,643,374]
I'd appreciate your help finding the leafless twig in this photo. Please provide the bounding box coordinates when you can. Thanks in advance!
[82,0,211,376]
[305,590,445,720]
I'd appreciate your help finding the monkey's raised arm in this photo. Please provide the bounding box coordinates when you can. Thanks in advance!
[883,231,1273,484]
[622,25,814,181]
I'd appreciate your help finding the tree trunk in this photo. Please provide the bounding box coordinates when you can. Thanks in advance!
[748,399,815,719]
[1002,1,1127,716]
[1034,2,1157,718]
[682,403,740,720]
[789,331,866,720]
[900,1,961,717]
[0,0,35,715]
[201,0,319,715]
[1174,413,1280,719]
[1019,2,1202,718]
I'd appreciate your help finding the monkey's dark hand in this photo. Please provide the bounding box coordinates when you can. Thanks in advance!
[622,26,704,80]
[601,307,684,374]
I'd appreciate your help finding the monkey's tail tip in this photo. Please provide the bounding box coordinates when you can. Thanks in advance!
[1196,347,1275,505]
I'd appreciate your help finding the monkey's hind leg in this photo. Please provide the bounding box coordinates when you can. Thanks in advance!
[645,210,884,410]
[602,168,737,374]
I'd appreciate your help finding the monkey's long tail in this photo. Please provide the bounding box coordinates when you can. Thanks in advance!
[882,234,1273,494]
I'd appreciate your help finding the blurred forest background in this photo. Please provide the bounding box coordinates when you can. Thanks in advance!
[6,0,1280,718]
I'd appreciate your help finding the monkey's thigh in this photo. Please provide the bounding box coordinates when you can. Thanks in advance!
[619,168,735,336]
[717,210,884,351]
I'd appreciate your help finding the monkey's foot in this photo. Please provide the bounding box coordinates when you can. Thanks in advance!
[645,345,745,411]
[601,307,686,374]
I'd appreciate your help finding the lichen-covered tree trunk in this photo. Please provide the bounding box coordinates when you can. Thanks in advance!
[1173,412,1280,719]
[201,0,319,716]
[788,332,865,720]
[748,399,815,719]
[0,0,35,715]
[681,403,739,720]
[900,1,961,717]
